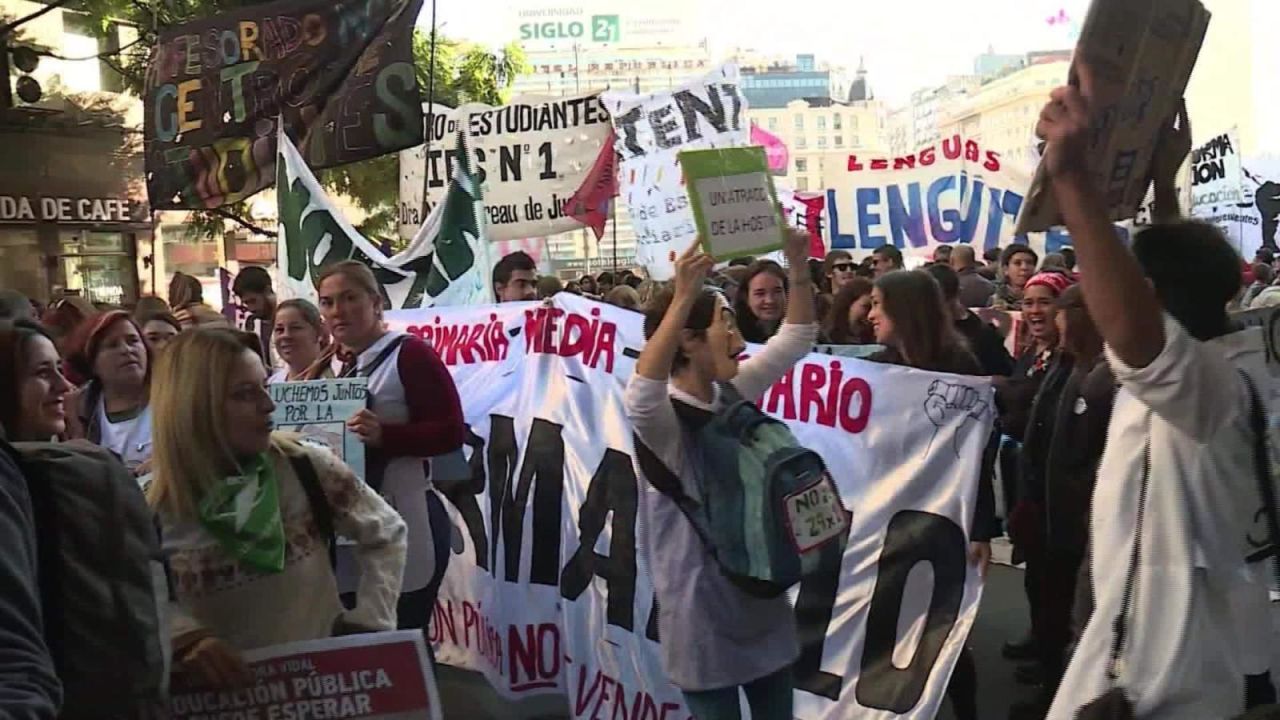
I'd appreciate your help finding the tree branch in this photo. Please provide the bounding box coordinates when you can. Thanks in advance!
[1,0,78,36]
[210,207,278,238]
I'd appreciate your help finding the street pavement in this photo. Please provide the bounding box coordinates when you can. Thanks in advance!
[437,564,1038,719]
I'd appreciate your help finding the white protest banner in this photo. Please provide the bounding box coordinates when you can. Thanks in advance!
[605,63,750,280]
[279,127,491,310]
[1017,0,1210,233]
[271,378,369,480]
[1191,157,1280,260]
[398,96,618,242]
[682,146,784,260]
[825,136,1073,260]
[385,294,991,719]
[1191,128,1245,209]
[168,631,442,720]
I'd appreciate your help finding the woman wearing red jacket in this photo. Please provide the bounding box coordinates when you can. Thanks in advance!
[305,260,465,636]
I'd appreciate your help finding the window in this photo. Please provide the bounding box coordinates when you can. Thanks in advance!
[768,117,778,131]
[796,137,807,149]
[833,114,842,130]
[818,137,828,148]
[850,116,859,130]
[796,158,808,172]
[835,136,843,147]
[817,116,827,130]
[797,177,809,191]
[794,114,804,130]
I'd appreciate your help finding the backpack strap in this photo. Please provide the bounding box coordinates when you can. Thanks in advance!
[288,454,336,570]
[339,335,407,379]
[1240,370,1280,592]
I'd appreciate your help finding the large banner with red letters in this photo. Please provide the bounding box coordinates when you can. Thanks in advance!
[386,294,993,719]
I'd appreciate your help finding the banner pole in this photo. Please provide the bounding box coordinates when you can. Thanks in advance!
[612,201,619,273]
[420,0,439,221]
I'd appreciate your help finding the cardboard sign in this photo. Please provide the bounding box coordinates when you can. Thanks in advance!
[682,146,784,260]
[270,378,368,480]
[168,631,441,720]
[143,0,424,210]
[1016,0,1211,233]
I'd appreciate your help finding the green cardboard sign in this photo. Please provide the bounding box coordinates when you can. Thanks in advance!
[680,146,785,261]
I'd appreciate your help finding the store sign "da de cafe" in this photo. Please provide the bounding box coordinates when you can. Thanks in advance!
[0,195,137,224]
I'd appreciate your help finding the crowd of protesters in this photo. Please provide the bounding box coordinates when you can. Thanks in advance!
[4,77,1280,720]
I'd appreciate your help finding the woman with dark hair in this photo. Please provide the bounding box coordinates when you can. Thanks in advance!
[626,231,816,720]
[1008,284,1116,718]
[269,299,328,383]
[0,320,72,441]
[137,310,181,352]
[996,270,1073,684]
[63,310,154,474]
[168,272,204,311]
[734,261,789,343]
[303,260,464,639]
[866,269,996,720]
[821,277,875,345]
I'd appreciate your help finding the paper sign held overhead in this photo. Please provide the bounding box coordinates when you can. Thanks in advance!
[681,146,784,261]
[1016,0,1211,234]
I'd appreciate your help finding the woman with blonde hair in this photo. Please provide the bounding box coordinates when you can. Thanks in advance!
[302,260,464,637]
[147,327,407,685]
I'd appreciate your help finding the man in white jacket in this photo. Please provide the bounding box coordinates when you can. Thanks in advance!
[1038,70,1275,718]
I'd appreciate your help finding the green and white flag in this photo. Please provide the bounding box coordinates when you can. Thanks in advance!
[277,126,491,309]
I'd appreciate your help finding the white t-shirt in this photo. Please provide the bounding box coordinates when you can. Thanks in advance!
[267,367,289,384]
[1049,316,1273,719]
[95,399,154,472]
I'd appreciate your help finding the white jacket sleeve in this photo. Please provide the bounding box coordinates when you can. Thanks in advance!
[1105,314,1247,442]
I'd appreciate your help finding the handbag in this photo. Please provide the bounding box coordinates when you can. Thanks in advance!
[1076,441,1150,720]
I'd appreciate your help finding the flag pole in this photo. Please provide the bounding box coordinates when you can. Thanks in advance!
[420,0,439,221]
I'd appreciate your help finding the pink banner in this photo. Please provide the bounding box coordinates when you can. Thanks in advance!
[751,124,790,175]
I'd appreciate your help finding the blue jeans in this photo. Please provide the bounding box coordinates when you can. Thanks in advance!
[682,667,793,720]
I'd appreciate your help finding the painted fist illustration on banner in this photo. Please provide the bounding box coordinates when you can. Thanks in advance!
[924,380,990,457]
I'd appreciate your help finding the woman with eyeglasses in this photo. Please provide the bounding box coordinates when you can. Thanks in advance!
[303,260,465,638]
[147,327,407,686]
[269,299,329,383]
[63,310,155,474]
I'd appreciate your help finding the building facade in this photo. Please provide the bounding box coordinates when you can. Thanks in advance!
[748,98,888,192]
[937,58,1070,170]
[1,0,155,305]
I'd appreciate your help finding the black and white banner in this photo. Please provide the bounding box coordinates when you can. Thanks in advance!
[386,295,992,718]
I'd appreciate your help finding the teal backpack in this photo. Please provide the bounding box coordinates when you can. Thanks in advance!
[665,382,851,597]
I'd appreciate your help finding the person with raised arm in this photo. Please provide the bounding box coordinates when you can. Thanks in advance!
[1039,66,1274,719]
[625,229,816,720]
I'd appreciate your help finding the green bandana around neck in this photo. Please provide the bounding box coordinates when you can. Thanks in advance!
[197,453,286,573]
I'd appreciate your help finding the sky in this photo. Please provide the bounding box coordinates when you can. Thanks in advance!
[428,0,1093,106]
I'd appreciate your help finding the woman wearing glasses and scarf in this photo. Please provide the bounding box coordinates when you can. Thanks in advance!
[302,261,465,638]
[147,327,406,686]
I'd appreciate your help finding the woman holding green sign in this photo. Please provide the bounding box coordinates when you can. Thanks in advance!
[627,229,818,720]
